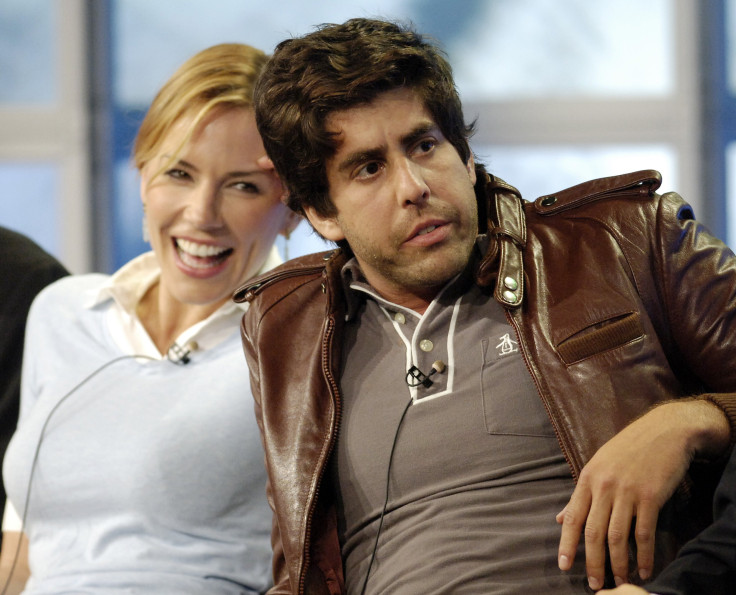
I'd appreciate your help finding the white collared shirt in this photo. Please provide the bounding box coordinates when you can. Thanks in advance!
[89,246,281,359]
[2,245,282,532]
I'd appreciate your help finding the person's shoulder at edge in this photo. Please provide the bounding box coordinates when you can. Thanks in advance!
[27,273,111,317]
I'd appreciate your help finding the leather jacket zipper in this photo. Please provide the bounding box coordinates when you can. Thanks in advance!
[298,300,343,594]
[505,308,580,482]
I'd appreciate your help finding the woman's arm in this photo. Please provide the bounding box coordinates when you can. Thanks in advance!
[0,531,29,595]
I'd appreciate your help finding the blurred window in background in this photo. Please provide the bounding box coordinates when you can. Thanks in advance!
[4,0,734,272]
[0,1,59,256]
[108,0,682,270]
[721,0,736,247]
[0,0,90,272]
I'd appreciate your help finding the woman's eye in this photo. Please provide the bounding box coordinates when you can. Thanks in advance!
[233,181,259,194]
[165,168,189,180]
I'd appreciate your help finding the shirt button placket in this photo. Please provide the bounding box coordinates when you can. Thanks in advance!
[419,339,434,352]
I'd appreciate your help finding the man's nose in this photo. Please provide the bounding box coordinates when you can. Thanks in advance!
[394,159,430,207]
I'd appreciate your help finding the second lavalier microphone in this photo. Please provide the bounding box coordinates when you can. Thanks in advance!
[167,340,199,365]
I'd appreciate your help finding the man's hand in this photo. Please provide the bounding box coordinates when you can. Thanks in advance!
[556,399,729,591]
[256,155,289,203]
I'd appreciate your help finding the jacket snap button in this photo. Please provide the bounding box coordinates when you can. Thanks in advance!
[503,276,518,291]
[503,289,517,302]
[541,195,557,207]
[419,339,434,352]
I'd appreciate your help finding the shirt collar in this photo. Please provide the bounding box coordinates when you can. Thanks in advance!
[86,245,283,317]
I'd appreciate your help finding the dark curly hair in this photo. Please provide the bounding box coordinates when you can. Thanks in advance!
[254,18,475,219]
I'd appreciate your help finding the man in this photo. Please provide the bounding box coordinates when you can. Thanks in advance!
[601,444,736,595]
[236,18,736,594]
[0,227,68,523]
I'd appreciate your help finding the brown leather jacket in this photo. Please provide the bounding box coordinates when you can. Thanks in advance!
[235,169,736,594]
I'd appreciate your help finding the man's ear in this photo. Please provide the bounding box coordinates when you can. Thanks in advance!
[466,153,476,185]
[304,206,346,242]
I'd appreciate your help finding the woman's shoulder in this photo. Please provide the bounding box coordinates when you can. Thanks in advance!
[30,273,111,315]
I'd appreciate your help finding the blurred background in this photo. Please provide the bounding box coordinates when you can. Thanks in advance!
[1,0,734,274]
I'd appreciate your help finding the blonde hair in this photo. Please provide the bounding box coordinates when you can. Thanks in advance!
[133,43,268,172]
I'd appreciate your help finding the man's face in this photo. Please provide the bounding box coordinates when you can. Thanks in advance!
[305,88,478,312]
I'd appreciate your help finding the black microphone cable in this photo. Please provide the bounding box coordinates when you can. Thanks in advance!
[358,395,413,595]
[0,353,173,595]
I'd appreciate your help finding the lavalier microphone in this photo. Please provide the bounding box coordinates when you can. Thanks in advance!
[405,360,446,387]
[166,340,198,365]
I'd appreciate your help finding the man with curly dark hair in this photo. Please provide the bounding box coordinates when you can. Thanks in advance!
[237,17,736,594]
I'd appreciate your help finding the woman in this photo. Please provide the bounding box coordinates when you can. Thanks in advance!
[0,43,297,594]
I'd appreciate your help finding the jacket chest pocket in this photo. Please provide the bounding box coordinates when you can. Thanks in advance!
[556,311,645,365]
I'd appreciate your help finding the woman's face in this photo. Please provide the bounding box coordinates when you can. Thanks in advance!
[140,107,291,309]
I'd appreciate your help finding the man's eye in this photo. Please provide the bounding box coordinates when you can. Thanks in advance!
[356,162,382,178]
[416,139,436,153]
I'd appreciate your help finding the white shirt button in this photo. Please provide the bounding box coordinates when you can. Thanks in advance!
[419,339,434,352]
[394,312,406,324]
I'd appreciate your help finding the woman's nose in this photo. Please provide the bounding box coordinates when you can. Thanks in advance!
[185,184,223,228]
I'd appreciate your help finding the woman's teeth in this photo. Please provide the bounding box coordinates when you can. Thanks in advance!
[176,238,228,257]
[175,239,231,269]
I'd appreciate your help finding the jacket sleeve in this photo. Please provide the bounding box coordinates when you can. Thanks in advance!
[240,315,293,595]
[654,192,736,443]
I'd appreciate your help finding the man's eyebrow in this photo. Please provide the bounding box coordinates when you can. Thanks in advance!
[400,122,437,148]
[336,122,439,174]
[337,148,385,174]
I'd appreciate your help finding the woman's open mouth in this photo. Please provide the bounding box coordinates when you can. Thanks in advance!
[175,238,233,269]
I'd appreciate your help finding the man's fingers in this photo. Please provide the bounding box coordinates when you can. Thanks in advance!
[583,498,613,592]
[607,501,634,586]
[256,155,289,202]
[557,488,591,571]
[555,506,566,525]
[256,155,276,171]
[633,501,658,581]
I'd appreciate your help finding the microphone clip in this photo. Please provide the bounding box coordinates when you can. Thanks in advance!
[167,341,198,365]
[405,361,446,388]
[406,365,433,388]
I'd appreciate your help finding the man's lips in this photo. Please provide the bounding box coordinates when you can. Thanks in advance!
[416,224,438,236]
[404,221,450,246]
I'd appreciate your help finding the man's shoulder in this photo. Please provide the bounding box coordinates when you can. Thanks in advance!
[518,169,698,246]
[524,169,664,217]
[234,249,343,315]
